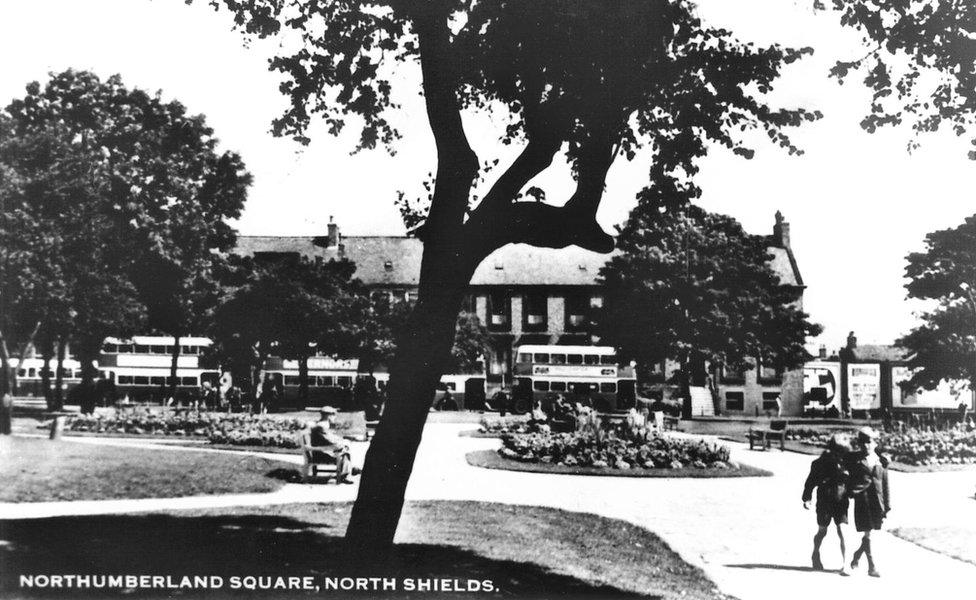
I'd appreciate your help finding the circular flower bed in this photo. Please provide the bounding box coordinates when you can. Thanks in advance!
[787,427,976,467]
[499,428,733,471]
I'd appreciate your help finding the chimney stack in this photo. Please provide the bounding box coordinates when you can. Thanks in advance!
[327,216,339,248]
[818,344,826,359]
[773,211,791,248]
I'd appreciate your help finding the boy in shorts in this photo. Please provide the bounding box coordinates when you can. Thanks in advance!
[802,433,852,575]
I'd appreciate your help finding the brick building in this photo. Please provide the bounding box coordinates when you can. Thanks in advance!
[234,212,806,410]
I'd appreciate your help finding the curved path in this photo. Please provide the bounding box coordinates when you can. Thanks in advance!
[3,424,974,600]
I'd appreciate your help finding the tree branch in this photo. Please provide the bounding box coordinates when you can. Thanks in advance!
[411,7,479,236]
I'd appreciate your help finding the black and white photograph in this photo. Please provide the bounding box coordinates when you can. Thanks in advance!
[0,1,974,599]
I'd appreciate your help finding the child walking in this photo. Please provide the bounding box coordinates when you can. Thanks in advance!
[802,433,852,575]
[847,426,890,578]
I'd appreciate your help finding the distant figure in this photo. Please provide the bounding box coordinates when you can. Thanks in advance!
[529,399,547,425]
[226,385,243,413]
[848,427,890,578]
[802,433,852,575]
[775,395,783,418]
[309,406,354,484]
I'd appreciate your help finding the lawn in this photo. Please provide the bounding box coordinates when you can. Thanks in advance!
[0,436,297,502]
[467,449,770,478]
[0,501,734,599]
[891,526,976,566]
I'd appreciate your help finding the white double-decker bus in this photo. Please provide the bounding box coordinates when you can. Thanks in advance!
[512,344,637,412]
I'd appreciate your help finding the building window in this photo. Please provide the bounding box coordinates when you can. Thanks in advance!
[523,293,548,331]
[721,364,746,384]
[488,291,511,331]
[565,294,590,331]
[762,391,780,411]
[725,391,745,411]
[758,359,780,383]
[384,260,394,272]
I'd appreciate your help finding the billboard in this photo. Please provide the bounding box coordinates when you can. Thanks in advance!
[848,363,881,410]
[803,362,841,412]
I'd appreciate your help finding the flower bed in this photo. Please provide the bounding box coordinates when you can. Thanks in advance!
[786,427,976,467]
[62,411,316,449]
[499,427,733,471]
[478,417,544,437]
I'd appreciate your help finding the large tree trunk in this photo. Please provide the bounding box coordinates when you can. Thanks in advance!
[168,335,182,400]
[345,259,471,556]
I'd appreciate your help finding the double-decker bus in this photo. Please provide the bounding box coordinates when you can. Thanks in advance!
[12,357,84,397]
[99,336,220,401]
[512,344,637,412]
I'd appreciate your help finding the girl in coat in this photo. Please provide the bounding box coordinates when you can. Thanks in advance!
[847,427,890,577]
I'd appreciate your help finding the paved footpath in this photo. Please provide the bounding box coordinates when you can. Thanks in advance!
[2,424,974,600]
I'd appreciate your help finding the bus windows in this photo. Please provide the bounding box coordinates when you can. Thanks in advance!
[284,375,302,386]
[134,376,150,385]
[181,345,199,355]
[337,376,353,388]
[118,344,134,354]
[551,354,566,365]
[533,353,550,364]
[150,376,166,386]
[517,353,532,363]
[118,375,133,385]
[550,381,566,392]
[181,376,198,386]
[584,355,600,365]
[600,382,617,393]
[134,345,150,354]
[600,354,618,365]
[567,354,583,365]
[102,343,118,353]
[317,376,335,387]
[533,380,550,392]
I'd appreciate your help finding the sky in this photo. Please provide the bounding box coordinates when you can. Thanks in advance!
[2,0,974,353]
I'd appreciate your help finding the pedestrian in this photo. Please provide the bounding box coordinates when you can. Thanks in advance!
[802,433,852,575]
[847,426,890,578]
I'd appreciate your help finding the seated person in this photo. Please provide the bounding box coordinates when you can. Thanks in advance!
[309,407,354,484]
[529,399,548,425]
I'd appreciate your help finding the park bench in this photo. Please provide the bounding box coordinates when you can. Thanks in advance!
[298,430,339,483]
[662,415,680,431]
[749,419,788,451]
[365,419,379,439]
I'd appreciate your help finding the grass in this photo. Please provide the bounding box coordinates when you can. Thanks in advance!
[891,526,976,566]
[0,436,298,502]
[466,449,771,478]
[0,501,734,599]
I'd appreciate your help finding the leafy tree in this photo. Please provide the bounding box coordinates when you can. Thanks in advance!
[597,202,821,416]
[197,0,820,551]
[210,255,363,401]
[1,70,250,404]
[823,0,976,156]
[897,215,976,395]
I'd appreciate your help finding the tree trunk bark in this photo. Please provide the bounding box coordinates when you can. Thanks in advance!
[169,335,182,400]
[345,252,474,558]
[53,339,66,411]
[0,329,10,398]
[298,353,309,403]
[41,341,54,410]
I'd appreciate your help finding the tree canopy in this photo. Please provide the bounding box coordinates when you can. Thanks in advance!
[0,69,250,394]
[824,0,976,157]
[898,214,976,391]
[597,203,821,382]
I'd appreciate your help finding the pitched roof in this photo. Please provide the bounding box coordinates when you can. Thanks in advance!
[233,235,800,288]
[853,344,909,363]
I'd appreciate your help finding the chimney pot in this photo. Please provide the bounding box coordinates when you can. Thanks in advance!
[774,211,791,248]
[327,219,339,248]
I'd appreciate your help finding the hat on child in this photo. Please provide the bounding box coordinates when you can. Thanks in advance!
[857,426,878,442]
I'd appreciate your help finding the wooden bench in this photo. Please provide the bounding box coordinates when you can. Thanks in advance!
[365,420,379,439]
[663,416,680,431]
[749,419,788,451]
[298,431,339,483]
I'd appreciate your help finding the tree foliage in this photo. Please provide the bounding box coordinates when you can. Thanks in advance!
[0,69,250,391]
[823,0,976,157]
[898,214,976,390]
[209,255,364,392]
[596,202,821,379]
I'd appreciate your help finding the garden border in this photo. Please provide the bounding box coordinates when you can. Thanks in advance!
[466,449,772,478]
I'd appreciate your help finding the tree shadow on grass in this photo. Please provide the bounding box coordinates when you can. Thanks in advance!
[0,513,655,600]
[725,563,821,573]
